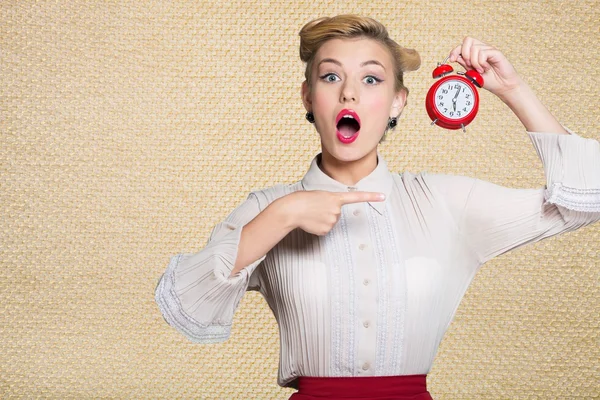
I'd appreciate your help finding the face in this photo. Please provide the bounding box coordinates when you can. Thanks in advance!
[302,37,406,162]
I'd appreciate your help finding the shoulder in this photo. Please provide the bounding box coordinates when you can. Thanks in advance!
[249,181,304,211]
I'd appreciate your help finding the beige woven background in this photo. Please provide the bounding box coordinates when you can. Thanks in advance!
[1,1,599,398]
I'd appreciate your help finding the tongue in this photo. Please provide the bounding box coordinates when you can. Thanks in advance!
[338,124,358,138]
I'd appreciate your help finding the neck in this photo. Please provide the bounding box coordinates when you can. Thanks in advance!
[319,149,378,186]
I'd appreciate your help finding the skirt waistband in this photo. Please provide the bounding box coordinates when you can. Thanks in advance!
[290,374,432,399]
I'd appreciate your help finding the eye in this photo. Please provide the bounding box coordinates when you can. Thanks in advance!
[363,75,382,85]
[320,73,340,83]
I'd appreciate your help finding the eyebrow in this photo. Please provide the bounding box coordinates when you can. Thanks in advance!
[317,58,386,71]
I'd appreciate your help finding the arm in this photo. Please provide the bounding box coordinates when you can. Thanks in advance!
[466,128,600,264]
[155,193,270,343]
[232,189,386,275]
[230,197,296,277]
[435,38,600,264]
[155,189,385,343]
[498,79,569,135]
[428,129,600,266]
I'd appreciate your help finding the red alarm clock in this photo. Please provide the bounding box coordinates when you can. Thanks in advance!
[425,58,484,132]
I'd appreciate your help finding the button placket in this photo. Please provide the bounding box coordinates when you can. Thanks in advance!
[349,202,377,376]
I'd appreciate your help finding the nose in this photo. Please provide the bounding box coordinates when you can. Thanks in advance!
[340,81,358,103]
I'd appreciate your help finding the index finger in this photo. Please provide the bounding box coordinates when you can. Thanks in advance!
[448,44,462,63]
[339,191,386,205]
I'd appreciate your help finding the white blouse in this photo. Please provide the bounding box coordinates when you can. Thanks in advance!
[155,128,600,389]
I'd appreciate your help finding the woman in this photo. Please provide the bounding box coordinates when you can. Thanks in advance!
[155,15,600,399]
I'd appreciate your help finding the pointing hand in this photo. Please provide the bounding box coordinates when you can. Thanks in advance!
[284,190,385,236]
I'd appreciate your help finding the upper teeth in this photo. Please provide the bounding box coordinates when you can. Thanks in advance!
[342,115,355,119]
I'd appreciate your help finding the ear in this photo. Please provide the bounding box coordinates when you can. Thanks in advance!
[301,81,312,112]
[390,89,408,118]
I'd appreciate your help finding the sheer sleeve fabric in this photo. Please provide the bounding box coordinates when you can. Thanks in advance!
[154,193,265,343]
[428,128,600,265]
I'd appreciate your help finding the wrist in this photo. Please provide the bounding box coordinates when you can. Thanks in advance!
[271,194,300,231]
[496,77,530,106]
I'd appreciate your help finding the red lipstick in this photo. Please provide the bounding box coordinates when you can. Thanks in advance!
[335,109,361,144]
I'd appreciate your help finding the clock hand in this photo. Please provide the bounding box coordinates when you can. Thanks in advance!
[452,88,460,112]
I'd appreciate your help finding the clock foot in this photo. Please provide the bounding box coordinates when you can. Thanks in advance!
[461,124,466,133]
[431,119,438,126]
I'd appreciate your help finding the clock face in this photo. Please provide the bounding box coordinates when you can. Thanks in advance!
[433,79,476,120]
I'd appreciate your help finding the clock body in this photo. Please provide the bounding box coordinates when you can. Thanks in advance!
[425,74,479,130]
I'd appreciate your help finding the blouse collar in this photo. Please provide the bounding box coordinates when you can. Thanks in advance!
[300,152,394,215]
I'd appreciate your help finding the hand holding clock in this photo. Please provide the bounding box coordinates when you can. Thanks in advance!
[448,37,522,99]
[445,36,568,134]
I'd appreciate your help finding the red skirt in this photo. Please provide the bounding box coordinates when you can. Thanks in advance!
[288,375,433,400]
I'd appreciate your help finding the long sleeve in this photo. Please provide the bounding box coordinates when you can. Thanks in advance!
[427,128,600,265]
[154,193,266,343]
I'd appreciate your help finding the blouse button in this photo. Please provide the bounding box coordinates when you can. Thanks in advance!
[353,209,361,217]
[363,321,370,328]
[358,244,367,251]
[362,362,370,371]
[363,279,370,286]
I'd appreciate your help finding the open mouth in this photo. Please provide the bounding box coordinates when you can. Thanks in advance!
[335,109,361,144]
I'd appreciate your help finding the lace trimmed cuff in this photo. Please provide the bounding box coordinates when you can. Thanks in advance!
[527,127,600,213]
[155,223,266,343]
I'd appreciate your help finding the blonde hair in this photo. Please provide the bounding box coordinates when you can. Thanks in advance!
[299,15,421,95]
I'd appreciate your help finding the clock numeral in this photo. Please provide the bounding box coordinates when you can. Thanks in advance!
[442,89,448,94]
[457,111,461,116]
[454,84,460,89]
[463,107,467,112]
[444,108,448,113]
[438,95,443,100]
[465,94,470,98]
[450,111,454,117]
[466,101,471,105]
[438,102,444,107]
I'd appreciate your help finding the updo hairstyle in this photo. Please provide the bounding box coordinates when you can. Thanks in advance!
[299,15,421,97]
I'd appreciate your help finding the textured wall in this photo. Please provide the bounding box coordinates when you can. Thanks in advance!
[1,1,598,398]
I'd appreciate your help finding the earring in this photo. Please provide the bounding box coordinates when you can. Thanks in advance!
[305,112,315,124]
[387,117,398,130]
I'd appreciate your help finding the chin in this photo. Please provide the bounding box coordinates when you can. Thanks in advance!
[322,138,376,163]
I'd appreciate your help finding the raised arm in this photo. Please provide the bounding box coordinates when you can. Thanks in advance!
[426,128,600,266]
[430,38,600,265]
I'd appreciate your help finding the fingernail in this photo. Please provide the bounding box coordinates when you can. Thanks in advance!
[378,194,386,200]
[477,68,484,73]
